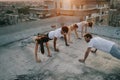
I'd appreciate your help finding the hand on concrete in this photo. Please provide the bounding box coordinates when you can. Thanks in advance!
[91,50,97,54]
[78,59,85,63]
[66,43,70,46]
[36,59,41,63]
[54,48,59,52]
[48,55,52,57]
[77,37,81,40]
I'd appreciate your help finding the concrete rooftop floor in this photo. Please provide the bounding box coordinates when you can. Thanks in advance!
[0,16,120,80]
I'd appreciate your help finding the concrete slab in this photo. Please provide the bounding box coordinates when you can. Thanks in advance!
[0,16,120,80]
[0,32,120,80]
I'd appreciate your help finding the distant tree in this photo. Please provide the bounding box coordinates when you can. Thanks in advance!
[6,10,14,14]
[0,20,6,25]
[12,5,15,8]
[18,6,30,15]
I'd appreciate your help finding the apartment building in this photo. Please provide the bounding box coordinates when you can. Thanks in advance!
[53,0,109,24]
[29,0,55,19]
[109,0,120,27]
[23,0,110,25]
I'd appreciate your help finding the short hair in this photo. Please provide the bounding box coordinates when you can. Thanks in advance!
[51,25,56,28]
[84,33,92,39]
[62,26,69,33]
[37,33,45,37]
[88,22,93,28]
[74,24,78,28]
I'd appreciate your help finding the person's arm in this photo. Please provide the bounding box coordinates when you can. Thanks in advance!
[91,49,97,53]
[64,34,69,46]
[68,30,72,43]
[81,26,84,37]
[79,47,91,63]
[53,37,59,52]
[45,42,51,57]
[34,41,41,62]
[74,28,80,39]
[85,24,87,33]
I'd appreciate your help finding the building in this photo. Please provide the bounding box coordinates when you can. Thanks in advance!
[53,0,109,25]
[5,14,19,25]
[29,0,55,19]
[109,0,120,27]
[25,0,110,25]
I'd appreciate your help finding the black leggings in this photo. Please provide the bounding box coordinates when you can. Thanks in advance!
[38,33,52,54]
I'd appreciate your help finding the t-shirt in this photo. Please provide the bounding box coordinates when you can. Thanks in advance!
[68,24,74,33]
[88,37,115,53]
[76,21,88,31]
[48,28,63,39]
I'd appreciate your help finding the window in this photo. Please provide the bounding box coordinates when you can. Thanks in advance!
[60,1,62,8]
